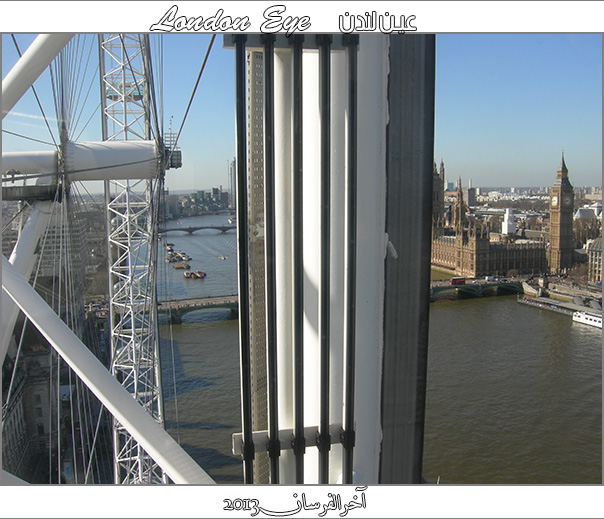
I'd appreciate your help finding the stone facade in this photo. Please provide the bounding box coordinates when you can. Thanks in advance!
[431,226,547,278]
[431,175,547,277]
[587,235,602,283]
[432,160,445,224]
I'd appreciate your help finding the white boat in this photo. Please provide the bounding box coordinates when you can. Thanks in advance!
[572,311,602,329]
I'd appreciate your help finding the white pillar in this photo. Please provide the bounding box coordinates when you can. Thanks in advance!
[274,48,296,483]
[295,36,389,484]
[351,34,389,484]
[328,48,347,484]
[2,34,73,119]
[301,48,321,483]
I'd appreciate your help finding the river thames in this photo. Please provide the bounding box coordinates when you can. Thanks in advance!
[158,214,601,484]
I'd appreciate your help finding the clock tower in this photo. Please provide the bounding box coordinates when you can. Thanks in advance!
[548,152,574,273]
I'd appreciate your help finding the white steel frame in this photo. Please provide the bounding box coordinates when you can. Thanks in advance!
[2,33,211,485]
[99,33,166,484]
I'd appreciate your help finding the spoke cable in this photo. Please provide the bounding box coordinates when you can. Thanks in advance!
[169,34,216,163]
[1,129,57,147]
[10,34,60,151]
[70,36,95,133]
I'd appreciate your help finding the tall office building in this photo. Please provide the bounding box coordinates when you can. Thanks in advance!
[246,50,269,483]
[229,157,236,209]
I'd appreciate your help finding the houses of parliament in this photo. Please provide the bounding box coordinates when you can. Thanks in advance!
[431,154,575,277]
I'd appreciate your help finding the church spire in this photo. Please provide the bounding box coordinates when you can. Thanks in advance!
[558,150,568,177]
[453,176,466,231]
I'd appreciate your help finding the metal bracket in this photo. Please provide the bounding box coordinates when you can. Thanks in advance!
[232,423,346,457]
[340,428,356,450]
[223,34,352,52]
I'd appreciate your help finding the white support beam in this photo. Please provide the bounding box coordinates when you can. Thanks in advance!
[1,151,58,176]
[2,470,29,485]
[64,140,159,180]
[2,34,73,119]
[2,257,214,485]
[2,141,158,181]
[1,200,54,363]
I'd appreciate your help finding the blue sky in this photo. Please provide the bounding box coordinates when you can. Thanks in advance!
[435,34,602,189]
[2,33,601,192]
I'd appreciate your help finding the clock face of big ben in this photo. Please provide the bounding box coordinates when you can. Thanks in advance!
[551,195,558,207]
[563,195,572,206]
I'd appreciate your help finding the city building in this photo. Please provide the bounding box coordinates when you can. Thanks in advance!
[1,369,32,480]
[463,185,476,207]
[431,155,583,278]
[432,175,547,277]
[548,152,575,273]
[211,185,222,201]
[432,160,445,223]
[220,191,229,206]
[502,208,516,236]
[587,235,602,284]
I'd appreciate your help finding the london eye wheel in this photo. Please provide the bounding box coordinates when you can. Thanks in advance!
[2,33,211,485]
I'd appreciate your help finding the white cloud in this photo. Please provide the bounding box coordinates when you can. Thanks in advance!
[7,111,60,123]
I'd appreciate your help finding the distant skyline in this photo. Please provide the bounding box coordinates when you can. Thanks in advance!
[2,33,601,193]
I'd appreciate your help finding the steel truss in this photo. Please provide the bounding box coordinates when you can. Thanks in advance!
[99,33,166,484]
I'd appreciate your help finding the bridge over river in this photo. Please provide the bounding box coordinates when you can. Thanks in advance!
[158,295,238,324]
[159,281,521,325]
[159,225,236,235]
[430,280,523,300]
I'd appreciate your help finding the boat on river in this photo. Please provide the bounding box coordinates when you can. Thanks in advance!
[184,270,206,279]
[572,311,602,329]
[173,263,190,270]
